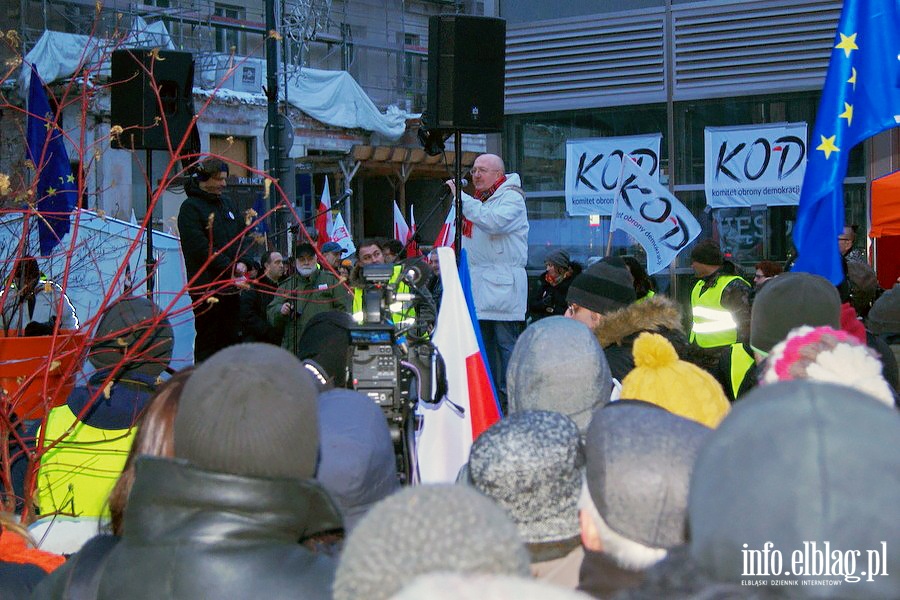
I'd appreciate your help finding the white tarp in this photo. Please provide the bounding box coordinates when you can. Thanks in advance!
[0,210,194,371]
[704,122,808,208]
[565,134,663,216]
[21,28,412,140]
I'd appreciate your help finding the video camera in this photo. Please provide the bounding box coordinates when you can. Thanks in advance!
[348,262,445,484]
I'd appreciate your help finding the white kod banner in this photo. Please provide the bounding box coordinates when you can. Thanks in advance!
[704,122,808,208]
[565,134,662,216]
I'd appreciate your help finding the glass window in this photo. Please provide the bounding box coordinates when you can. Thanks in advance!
[214,3,246,55]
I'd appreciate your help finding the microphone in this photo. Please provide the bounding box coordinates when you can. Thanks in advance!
[445,178,469,188]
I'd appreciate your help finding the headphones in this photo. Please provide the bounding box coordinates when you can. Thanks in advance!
[192,159,229,182]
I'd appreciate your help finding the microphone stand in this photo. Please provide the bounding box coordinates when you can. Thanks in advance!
[453,129,464,263]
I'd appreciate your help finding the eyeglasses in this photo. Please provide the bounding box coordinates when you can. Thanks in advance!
[837,237,852,242]
[469,167,500,176]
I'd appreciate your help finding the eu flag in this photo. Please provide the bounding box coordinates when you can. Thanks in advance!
[792,0,900,284]
[25,65,77,256]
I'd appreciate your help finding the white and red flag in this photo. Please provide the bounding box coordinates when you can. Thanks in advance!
[392,200,409,243]
[315,178,334,249]
[416,247,500,482]
[433,205,456,248]
[406,205,422,257]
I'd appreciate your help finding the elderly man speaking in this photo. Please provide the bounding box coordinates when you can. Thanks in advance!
[446,153,529,412]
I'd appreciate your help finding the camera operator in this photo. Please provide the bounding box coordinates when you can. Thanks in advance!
[268,243,351,358]
[350,239,429,332]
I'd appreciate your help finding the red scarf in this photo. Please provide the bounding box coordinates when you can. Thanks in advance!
[462,175,507,238]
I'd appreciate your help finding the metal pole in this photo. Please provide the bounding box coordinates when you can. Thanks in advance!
[453,129,463,261]
[266,0,285,253]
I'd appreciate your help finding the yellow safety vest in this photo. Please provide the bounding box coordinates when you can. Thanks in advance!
[729,342,755,400]
[352,264,416,327]
[635,290,656,304]
[36,404,137,518]
[690,275,746,348]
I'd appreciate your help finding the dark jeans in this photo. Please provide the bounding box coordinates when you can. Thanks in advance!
[479,319,525,415]
[190,291,240,363]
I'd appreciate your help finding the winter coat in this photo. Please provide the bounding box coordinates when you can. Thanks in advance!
[177,181,246,290]
[461,174,529,321]
[268,267,351,356]
[592,295,698,382]
[577,549,646,599]
[33,456,341,599]
[0,280,78,331]
[240,276,282,344]
[528,270,578,322]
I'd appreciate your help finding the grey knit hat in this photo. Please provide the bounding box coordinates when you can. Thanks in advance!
[334,484,530,600]
[689,381,900,597]
[467,410,583,544]
[566,256,636,315]
[750,272,841,353]
[545,249,571,270]
[868,283,900,335]
[316,388,399,531]
[507,316,613,434]
[584,400,711,549]
[174,343,320,479]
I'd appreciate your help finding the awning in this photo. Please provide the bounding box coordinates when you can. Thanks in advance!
[871,170,900,237]
[295,145,480,181]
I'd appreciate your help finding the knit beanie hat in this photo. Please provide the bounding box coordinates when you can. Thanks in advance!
[467,410,583,544]
[689,381,900,597]
[507,316,613,434]
[333,484,530,600]
[174,343,320,479]
[750,271,841,354]
[585,400,711,549]
[689,240,724,266]
[545,249,571,270]
[89,295,173,378]
[566,256,636,315]
[761,326,895,407]
[391,573,594,600]
[868,284,900,335]
[316,388,399,531]
[619,332,730,428]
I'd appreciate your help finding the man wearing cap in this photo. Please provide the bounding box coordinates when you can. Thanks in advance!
[687,240,751,369]
[565,257,694,381]
[445,153,529,409]
[268,242,351,357]
[528,250,581,322]
[320,241,346,271]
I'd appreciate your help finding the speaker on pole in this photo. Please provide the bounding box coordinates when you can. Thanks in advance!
[426,15,506,133]
[110,49,196,151]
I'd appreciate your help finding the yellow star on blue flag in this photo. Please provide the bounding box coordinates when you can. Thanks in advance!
[793,0,900,284]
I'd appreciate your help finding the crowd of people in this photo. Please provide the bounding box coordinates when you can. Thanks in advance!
[1,153,898,598]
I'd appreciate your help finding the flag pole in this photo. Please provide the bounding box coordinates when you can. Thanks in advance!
[605,156,628,257]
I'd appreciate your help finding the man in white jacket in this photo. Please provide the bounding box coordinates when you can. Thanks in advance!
[446,153,529,412]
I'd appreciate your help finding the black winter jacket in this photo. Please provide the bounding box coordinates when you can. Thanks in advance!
[177,181,246,289]
[34,456,341,599]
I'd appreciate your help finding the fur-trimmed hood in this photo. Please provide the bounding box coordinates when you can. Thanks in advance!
[593,295,684,348]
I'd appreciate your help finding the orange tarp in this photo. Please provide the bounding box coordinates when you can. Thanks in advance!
[871,170,900,237]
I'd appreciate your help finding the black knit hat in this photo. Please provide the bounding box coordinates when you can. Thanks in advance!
[690,240,724,266]
[294,242,316,259]
[565,257,636,315]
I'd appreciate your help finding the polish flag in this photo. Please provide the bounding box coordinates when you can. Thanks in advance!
[433,205,456,248]
[315,178,334,249]
[392,201,410,243]
[416,247,500,482]
[406,205,422,258]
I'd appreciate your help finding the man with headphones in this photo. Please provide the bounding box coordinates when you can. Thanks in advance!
[178,157,248,362]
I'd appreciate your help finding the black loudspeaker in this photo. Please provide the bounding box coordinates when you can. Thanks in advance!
[110,49,195,150]
[427,15,506,133]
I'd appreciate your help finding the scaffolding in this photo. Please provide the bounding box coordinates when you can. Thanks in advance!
[5,0,462,111]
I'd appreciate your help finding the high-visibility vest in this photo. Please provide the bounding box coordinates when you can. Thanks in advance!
[729,342,755,400]
[352,264,416,326]
[635,290,656,304]
[690,275,746,348]
[36,405,137,518]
